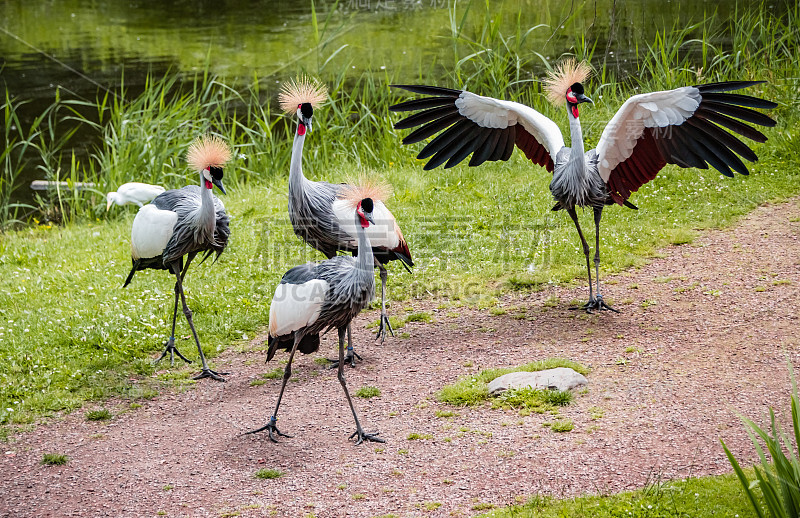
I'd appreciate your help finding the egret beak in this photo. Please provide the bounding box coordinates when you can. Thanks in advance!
[106,195,114,211]
[212,177,226,195]
[576,93,593,104]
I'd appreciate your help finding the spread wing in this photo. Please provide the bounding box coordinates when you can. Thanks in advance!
[596,81,777,204]
[390,85,565,171]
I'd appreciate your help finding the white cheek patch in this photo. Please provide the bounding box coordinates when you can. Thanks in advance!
[202,169,212,182]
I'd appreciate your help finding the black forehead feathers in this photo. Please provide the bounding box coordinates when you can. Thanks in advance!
[210,166,224,179]
[570,82,584,95]
[360,197,374,213]
[300,102,313,118]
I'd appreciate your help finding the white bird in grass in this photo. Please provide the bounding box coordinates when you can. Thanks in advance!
[247,197,385,445]
[279,77,412,367]
[106,182,165,210]
[123,135,232,381]
[390,60,776,312]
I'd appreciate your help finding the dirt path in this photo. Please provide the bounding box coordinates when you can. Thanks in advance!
[2,199,799,518]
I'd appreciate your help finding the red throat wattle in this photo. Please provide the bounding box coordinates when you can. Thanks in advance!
[205,179,213,189]
[297,123,306,136]
[571,105,580,118]
[357,204,369,228]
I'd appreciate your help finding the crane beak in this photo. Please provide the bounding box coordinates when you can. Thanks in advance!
[364,211,375,226]
[576,93,593,104]
[212,177,226,195]
[301,116,313,133]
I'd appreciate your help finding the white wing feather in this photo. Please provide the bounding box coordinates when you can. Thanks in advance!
[116,182,166,206]
[269,280,329,337]
[596,86,701,182]
[454,91,565,163]
[130,204,177,260]
[331,199,401,249]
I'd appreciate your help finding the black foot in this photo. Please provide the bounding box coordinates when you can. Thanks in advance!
[349,429,385,446]
[375,314,394,343]
[328,347,362,369]
[569,295,620,314]
[245,416,293,443]
[154,338,192,367]
[193,368,229,382]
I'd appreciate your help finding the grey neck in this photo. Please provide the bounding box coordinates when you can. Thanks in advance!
[355,211,375,273]
[567,107,585,162]
[289,123,308,194]
[197,171,216,241]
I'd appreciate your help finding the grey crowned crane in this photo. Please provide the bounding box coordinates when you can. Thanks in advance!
[247,197,384,445]
[280,78,412,365]
[106,182,165,210]
[390,60,777,312]
[123,135,231,381]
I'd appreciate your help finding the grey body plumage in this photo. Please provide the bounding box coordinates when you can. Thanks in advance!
[249,199,383,445]
[124,136,232,380]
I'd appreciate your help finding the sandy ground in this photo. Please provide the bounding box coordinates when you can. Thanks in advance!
[2,198,799,518]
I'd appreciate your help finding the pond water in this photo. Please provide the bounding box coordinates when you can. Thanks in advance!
[0,0,778,205]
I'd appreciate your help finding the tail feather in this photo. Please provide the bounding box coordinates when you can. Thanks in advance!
[123,259,140,287]
[266,333,321,363]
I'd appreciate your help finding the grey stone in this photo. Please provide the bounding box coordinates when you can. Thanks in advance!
[487,367,587,395]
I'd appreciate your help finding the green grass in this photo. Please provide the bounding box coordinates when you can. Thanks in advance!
[494,387,573,413]
[543,419,574,432]
[355,386,381,399]
[407,432,433,440]
[436,359,588,407]
[254,468,283,480]
[41,453,68,466]
[84,408,112,421]
[480,471,764,518]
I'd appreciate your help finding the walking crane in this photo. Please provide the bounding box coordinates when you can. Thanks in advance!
[247,197,385,445]
[390,60,776,312]
[280,77,412,365]
[123,135,232,381]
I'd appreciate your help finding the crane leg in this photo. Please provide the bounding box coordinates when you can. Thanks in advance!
[336,327,384,445]
[592,207,618,313]
[327,324,362,369]
[245,334,298,442]
[154,258,196,367]
[375,263,394,343]
[172,268,228,382]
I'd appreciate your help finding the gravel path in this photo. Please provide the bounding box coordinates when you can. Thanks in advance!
[2,199,799,518]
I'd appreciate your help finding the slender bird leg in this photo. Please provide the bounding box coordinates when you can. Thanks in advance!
[327,325,362,369]
[374,263,394,343]
[336,328,384,445]
[245,334,299,442]
[591,207,618,313]
[154,281,192,367]
[154,256,196,367]
[172,269,228,381]
[565,207,599,313]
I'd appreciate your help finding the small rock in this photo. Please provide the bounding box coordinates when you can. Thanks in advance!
[488,368,587,395]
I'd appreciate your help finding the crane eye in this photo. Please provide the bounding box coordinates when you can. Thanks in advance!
[210,166,224,179]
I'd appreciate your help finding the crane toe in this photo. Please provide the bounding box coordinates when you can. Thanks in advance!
[245,416,293,442]
[327,346,362,369]
[350,429,385,446]
[153,338,193,367]
[569,295,620,314]
[193,368,229,382]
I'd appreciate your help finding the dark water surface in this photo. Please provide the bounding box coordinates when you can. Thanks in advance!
[0,0,777,204]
